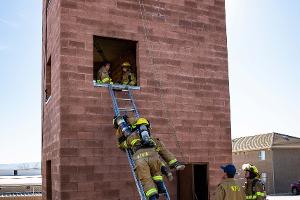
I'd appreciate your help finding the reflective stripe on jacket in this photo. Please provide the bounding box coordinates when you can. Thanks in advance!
[97,67,112,83]
[245,178,266,200]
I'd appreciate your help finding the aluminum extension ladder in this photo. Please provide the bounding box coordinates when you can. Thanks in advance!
[103,83,171,200]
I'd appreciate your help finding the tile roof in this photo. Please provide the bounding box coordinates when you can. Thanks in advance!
[232,132,300,152]
[232,133,274,152]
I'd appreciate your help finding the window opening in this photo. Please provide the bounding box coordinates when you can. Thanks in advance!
[46,0,52,10]
[258,150,266,160]
[178,164,208,200]
[46,160,52,200]
[45,57,51,102]
[261,172,267,184]
[93,36,138,86]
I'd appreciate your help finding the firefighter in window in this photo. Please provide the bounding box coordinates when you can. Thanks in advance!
[97,61,113,84]
[121,62,136,86]
[114,116,185,200]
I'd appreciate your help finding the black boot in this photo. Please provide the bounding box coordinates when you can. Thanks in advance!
[161,166,173,181]
[170,161,185,171]
[148,194,158,200]
[155,181,167,194]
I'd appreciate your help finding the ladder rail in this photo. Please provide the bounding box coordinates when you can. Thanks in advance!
[128,89,140,119]
[108,86,147,200]
[108,85,120,116]
[108,85,171,200]
[125,149,147,200]
[128,89,171,200]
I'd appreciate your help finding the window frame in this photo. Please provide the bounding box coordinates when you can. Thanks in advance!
[258,150,266,161]
[261,172,267,184]
[45,56,52,103]
[93,35,139,87]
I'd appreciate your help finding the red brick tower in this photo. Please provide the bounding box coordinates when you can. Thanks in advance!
[42,0,231,199]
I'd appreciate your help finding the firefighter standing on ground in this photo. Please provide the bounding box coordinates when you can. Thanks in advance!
[214,164,246,200]
[97,61,113,84]
[114,117,165,200]
[243,163,266,200]
[121,62,136,86]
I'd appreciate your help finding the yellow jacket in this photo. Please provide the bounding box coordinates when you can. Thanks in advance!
[122,71,136,86]
[97,67,112,83]
[215,178,246,200]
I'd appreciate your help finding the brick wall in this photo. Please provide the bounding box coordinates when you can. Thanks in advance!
[42,0,231,199]
[42,0,62,199]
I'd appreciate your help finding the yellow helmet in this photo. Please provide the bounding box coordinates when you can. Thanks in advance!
[122,62,131,68]
[131,117,150,130]
[242,163,259,177]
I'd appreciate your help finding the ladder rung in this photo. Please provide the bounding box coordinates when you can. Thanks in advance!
[119,108,136,111]
[116,98,132,101]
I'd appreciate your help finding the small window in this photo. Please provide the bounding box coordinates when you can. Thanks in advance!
[45,57,51,102]
[261,172,267,184]
[46,160,52,200]
[46,0,52,10]
[93,36,138,86]
[258,150,266,160]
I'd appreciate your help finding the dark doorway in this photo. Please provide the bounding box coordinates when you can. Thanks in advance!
[178,164,208,200]
[46,160,52,200]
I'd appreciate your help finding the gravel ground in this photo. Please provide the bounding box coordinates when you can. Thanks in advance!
[267,195,300,200]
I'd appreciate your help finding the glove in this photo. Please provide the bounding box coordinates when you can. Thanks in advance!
[113,116,121,129]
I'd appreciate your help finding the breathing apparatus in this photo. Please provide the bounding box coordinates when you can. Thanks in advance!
[132,118,153,147]
[113,115,131,136]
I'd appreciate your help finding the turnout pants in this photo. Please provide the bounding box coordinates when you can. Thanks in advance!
[133,148,163,198]
[154,138,178,166]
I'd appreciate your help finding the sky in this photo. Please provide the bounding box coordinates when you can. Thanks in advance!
[0,1,299,164]
[226,0,300,139]
[0,1,42,164]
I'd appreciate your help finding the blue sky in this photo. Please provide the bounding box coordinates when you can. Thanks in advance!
[0,1,299,164]
[0,1,42,164]
[226,0,300,138]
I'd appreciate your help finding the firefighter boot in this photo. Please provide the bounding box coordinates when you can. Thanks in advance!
[149,194,158,200]
[155,181,167,194]
[161,165,173,181]
[166,171,173,181]
[170,161,185,171]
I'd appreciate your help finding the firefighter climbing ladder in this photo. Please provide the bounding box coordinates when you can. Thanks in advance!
[97,83,171,200]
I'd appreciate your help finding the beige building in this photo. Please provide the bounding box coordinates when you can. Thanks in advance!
[232,132,300,194]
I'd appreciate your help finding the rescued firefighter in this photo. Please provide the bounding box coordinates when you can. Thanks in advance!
[121,62,137,86]
[214,164,245,200]
[117,116,185,171]
[114,116,184,199]
[242,163,266,200]
[97,61,113,84]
